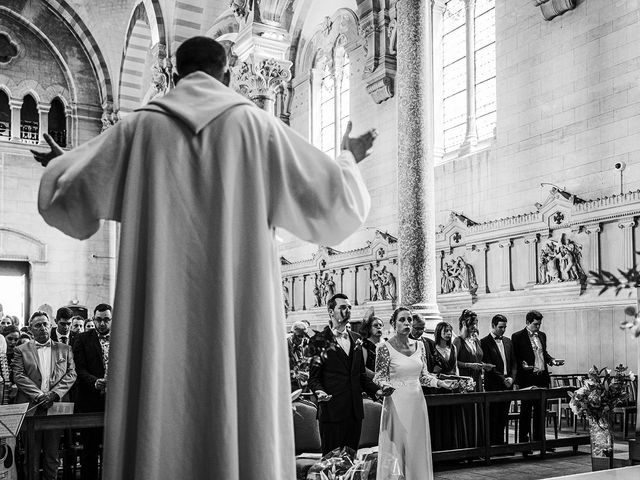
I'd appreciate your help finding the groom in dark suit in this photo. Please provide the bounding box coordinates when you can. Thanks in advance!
[308,293,379,455]
[511,310,563,448]
[480,314,517,445]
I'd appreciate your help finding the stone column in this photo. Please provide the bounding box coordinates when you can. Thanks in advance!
[37,104,50,145]
[524,234,539,287]
[9,99,21,141]
[460,0,477,154]
[432,0,447,159]
[498,240,513,291]
[583,224,601,273]
[397,0,441,323]
[480,243,490,293]
[618,219,636,270]
[301,275,308,310]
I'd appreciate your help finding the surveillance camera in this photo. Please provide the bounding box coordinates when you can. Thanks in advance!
[614,161,626,171]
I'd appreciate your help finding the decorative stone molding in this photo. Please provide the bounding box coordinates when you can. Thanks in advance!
[0,32,18,64]
[0,227,47,263]
[100,104,119,133]
[232,57,292,111]
[538,235,585,284]
[150,44,172,98]
[357,0,397,104]
[440,255,478,295]
[533,0,576,21]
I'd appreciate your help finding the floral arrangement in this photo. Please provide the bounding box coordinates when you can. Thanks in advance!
[290,333,338,390]
[569,364,636,421]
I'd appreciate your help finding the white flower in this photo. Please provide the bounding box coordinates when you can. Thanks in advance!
[630,372,636,382]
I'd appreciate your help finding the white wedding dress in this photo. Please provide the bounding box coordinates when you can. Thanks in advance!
[374,340,437,480]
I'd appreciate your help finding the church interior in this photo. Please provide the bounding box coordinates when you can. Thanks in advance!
[1,0,640,478]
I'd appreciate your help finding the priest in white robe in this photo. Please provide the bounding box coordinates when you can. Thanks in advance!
[34,37,375,479]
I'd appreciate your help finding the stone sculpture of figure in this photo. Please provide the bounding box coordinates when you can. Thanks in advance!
[370,268,383,301]
[539,241,561,283]
[313,277,323,307]
[456,256,478,294]
[381,268,397,301]
[322,273,336,305]
[440,266,449,293]
[560,241,584,281]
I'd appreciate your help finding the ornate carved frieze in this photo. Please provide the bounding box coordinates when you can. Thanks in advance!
[538,234,585,284]
[231,57,292,110]
[150,44,172,98]
[440,255,478,295]
[357,0,397,104]
[532,0,576,21]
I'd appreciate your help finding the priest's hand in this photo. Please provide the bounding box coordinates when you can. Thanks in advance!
[30,133,64,167]
[340,121,377,163]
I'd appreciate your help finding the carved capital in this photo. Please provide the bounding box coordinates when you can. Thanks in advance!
[498,240,513,249]
[100,105,119,133]
[523,235,539,245]
[618,219,636,230]
[584,223,602,235]
[37,104,51,115]
[232,57,292,109]
[8,99,22,110]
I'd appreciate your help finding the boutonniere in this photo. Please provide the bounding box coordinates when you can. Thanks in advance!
[354,338,363,350]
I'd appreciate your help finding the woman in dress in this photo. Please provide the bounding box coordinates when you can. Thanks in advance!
[359,312,384,379]
[375,307,457,480]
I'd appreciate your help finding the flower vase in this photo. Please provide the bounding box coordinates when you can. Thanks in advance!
[588,414,614,471]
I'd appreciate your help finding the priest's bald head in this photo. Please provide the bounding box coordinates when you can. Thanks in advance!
[174,36,230,86]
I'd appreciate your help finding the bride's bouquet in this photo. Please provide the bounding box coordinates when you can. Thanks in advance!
[307,448,377,480]
[438,374,476,392]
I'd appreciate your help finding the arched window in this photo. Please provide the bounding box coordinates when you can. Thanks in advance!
[441,0,496,154]
[0,90,9,139]
[20,94,39,144]
[312,46,351,158]
[48,98,67,147]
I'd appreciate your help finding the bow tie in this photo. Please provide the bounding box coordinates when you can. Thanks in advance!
[99,334,110,341]
[494,336,503,341]
[528,332,538,337]
[333,330,349,340]
[35,341,51,349]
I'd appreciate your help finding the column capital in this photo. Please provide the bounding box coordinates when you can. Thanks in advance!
[231,56,292,111]
[584,223,602,235]
[37,104,51,114]
[523,234,539,245]
[8,99,22,109]
[498,240,513,249]
[432,0,447,13]
[618,219,636,230]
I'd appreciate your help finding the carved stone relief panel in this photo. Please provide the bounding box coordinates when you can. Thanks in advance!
[439,254,478,295]
[537,233,585,284]
[369,263,397,301]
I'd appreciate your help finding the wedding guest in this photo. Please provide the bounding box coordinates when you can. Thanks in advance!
[375,307,456,478]
[308,293,379,455]
[3,325,20,367]
[512,310,563,453]
[480,314,517,445]
[84,320,95,331]
[453,309,489,448]
[359,312,384,379]
[287,321,309,391]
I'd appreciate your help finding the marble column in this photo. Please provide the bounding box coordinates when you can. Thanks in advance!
[524,234,539,287]
[9,100,21,141]
[37,104,50,145]
[397,0,440,323]
[618,219,636,270]
[498,240,513,291]
[583,224,601,273]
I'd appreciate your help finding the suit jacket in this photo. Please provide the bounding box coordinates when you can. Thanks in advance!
[308,326,379,423]
[511,328,553,388]
[50,328,73,346]
[72,329,107,412]
[12,341,76,408]
[480,334,517,391]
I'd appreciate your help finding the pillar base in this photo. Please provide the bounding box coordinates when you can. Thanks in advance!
[629,438,640,465]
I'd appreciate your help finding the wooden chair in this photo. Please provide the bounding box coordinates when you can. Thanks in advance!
[612,379,638,440]
[293,399,322,480]
[358,398,382,449]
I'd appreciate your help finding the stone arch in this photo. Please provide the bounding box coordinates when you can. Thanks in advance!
[0,227,47,263]
[38,0,113,105]
[0,84,12,99]
[172,0,204,47]
[297,8,360,75]
[18,86,41,104]
[118,3,153,113]
[205,11,238,40]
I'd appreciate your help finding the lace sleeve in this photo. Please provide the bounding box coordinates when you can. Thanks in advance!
[373,343,391,386]
[419,341,438,388]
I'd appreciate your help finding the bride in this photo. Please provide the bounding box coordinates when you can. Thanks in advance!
[374,307,457,480]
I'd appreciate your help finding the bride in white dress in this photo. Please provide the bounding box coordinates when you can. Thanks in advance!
[374,307,457,480]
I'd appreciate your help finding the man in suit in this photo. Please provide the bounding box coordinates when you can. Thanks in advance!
[308,293,380,455]
[73,303,112,480]
[511,310,563,450]
[50,306,73,345]
[13,310,76,480]
[410,314,438,394]
[480,314,517,445]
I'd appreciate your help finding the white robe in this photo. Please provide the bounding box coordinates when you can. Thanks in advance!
[38,72,370,479]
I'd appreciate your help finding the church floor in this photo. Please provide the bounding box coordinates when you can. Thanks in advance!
[434,425,631,480]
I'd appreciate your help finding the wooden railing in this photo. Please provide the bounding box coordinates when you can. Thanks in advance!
[426,387,591,464]
[22,412,104,480]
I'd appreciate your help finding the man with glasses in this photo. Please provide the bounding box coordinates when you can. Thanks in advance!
[13,310,76,479]
[309,293,379,454]
[72,303,111,480]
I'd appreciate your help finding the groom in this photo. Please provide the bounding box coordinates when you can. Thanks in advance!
[308,293,379,454]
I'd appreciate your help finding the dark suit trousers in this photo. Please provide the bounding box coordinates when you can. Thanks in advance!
[519,375,549,443]
[487,395,510,445]
[30,429,61,480]
[319,418,362,455]
[81,427,103,480]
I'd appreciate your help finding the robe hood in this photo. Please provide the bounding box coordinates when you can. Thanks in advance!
[136,71,254,134]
